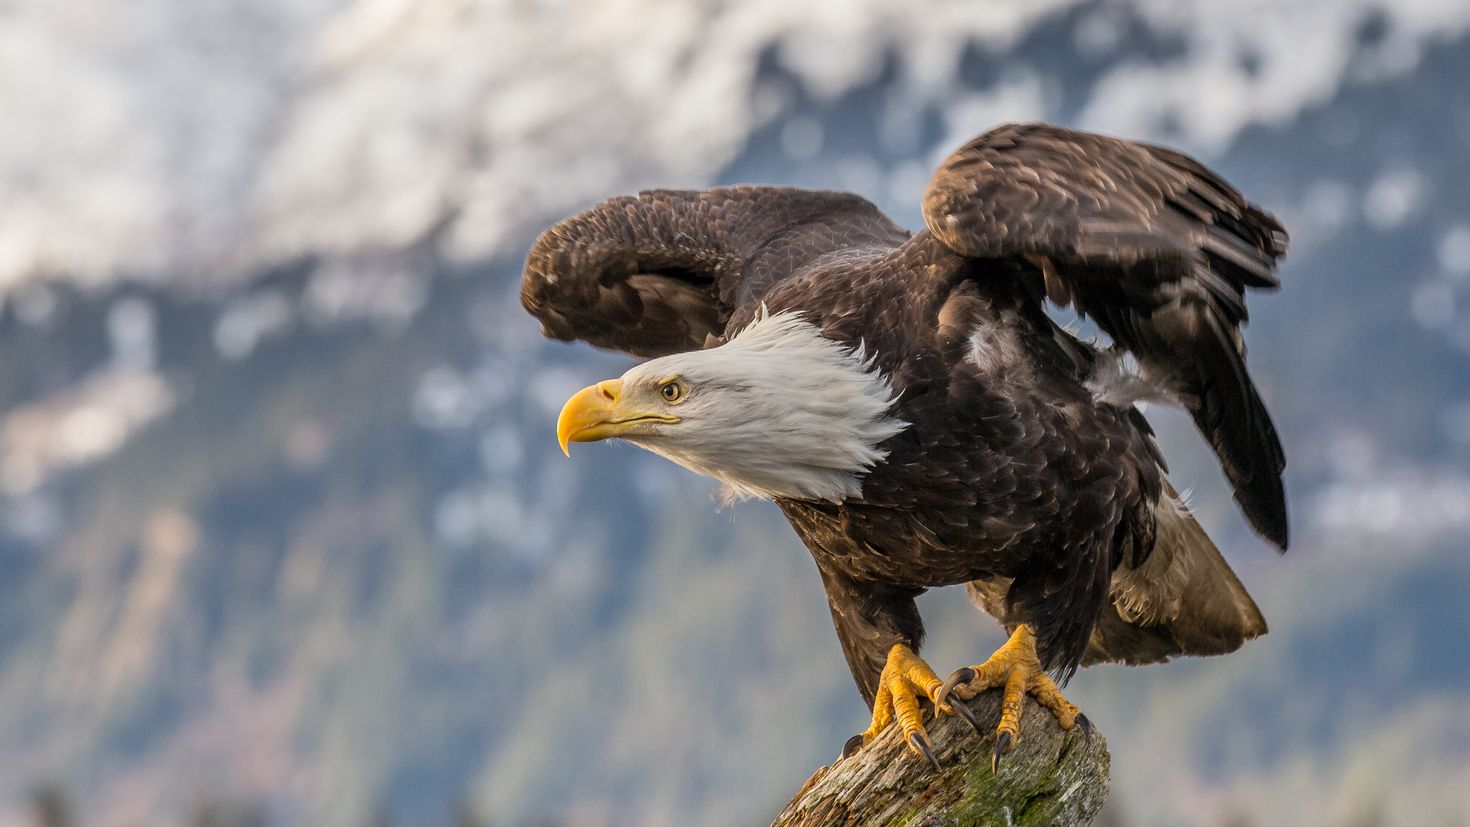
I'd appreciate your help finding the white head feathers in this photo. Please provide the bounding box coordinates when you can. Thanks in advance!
[618,310,907,503]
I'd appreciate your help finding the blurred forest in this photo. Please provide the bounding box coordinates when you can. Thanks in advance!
[1,1,1469,825]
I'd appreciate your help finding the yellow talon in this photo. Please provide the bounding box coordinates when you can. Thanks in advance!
[934,624,1085,773]
[845,628,1088,773]
[851,643,945,768]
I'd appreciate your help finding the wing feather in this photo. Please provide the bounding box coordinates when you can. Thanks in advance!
[521,187,909,357]
[924,123,1289,548]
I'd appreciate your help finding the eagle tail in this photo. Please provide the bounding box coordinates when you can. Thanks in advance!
[1082,484,1268,666]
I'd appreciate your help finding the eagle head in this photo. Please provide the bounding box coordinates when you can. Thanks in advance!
[556,311,907,503]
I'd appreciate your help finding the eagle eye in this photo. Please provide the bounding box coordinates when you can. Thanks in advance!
[659,380,686,403]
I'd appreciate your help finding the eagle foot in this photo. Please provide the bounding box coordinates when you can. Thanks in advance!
[935,624,1085,774]
[842,643,945,768]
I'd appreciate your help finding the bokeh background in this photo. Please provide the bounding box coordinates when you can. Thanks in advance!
[2,0,1470,825]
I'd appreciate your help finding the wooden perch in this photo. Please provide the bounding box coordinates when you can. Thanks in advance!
[772,690,1109,826]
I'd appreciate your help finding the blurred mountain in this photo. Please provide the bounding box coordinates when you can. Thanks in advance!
[1,2,1469,826]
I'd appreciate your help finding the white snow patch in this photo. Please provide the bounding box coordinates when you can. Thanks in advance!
[1438,225,1470,280]
[1310,450,1470,546]
[0,369,176,495]
[1363,167,1427,230]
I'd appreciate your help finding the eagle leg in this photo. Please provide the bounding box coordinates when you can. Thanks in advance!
[934,624,1086,774]
[841,643,945,769]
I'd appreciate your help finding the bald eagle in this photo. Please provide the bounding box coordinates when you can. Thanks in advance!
[522,123,1286,770]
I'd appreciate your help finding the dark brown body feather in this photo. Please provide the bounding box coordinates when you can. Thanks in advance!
[521,124,1286,704]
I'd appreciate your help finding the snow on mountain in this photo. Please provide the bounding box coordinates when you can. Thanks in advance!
[3,0,1469,296]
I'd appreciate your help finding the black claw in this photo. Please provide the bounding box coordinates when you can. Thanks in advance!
[908,732,941,771]
[949,696,985,735]
[840,734,865,760]
[936,666,977,710]
[1075,713,1092,744]
[991,731,1013,775]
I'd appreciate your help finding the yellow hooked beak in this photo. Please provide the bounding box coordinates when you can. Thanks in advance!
[556,379,680,456]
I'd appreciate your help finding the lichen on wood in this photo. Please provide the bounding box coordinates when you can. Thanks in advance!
[772,689,1109,826]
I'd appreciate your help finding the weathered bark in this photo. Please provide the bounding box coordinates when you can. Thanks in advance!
[772,690,1109,826]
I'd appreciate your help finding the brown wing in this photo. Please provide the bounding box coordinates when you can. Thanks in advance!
[924,123,1289,549]
[521,186,910,358]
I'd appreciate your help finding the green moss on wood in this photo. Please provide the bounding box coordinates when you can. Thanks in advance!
[772,690,1109,827]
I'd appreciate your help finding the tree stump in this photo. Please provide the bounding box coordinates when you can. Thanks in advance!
[772,689,1109,826]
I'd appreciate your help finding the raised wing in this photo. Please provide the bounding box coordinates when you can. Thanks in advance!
[522,186,909,358]
[924,123,1289,548]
